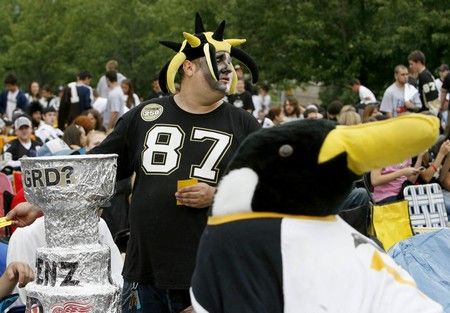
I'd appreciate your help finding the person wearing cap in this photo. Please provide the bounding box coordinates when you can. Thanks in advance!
[58,70,93,131]
[4,116,42,165]
[96,60,127,98]
[5,13,261,313]
[91,14,260,312]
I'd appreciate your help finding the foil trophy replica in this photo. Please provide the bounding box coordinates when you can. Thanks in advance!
[20,154,121,313]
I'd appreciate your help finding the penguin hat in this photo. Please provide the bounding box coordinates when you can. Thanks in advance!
[212,114,439,216]
[158,13,258,94]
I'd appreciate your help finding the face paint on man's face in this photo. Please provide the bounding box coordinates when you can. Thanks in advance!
[200,52,233,93]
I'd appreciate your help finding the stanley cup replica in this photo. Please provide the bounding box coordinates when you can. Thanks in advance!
[20,154,121,312]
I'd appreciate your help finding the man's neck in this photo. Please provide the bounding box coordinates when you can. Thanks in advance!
[174,91,223,114]
[418,64,426,74]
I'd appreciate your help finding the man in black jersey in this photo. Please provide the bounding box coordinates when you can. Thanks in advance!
[6,14,260,313]
[408,50,440,115]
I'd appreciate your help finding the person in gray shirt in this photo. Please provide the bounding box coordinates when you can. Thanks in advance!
[380,65,422,118]
[103,70,125,130]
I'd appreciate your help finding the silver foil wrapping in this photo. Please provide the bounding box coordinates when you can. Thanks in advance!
[35,244,111,286]
[21,155,121,313]
[21,155,117,248]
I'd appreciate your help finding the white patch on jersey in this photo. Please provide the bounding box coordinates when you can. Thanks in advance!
[280,217,442,313]
[141,103,164,122]
[212,167,257,216]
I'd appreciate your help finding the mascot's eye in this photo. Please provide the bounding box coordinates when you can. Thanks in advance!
[279,144,293,157]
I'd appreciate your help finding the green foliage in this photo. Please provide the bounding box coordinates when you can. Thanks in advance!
[0,0,449,102]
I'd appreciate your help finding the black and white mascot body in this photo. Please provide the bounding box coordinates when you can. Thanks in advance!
[190,116,443,313]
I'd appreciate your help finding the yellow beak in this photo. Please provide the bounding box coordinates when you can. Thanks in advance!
[318,114,439,175]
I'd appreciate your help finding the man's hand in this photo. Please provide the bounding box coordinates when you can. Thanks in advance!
[5,262,35,288]
[6,202,42,227]
[0,261,35,297]
[404,100,414,109]
[175,182,216,208]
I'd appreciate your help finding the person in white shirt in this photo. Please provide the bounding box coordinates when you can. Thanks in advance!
[121,79,140,113]
[252,84,271,118]
[102,71,125,130]
[380,65,422,118]
[96,60,126,98]
[35,106,63,142]
[350,78,377,105]
[6,216,123,306]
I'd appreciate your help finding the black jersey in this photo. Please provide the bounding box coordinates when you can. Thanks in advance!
[227,91,254,112]
[91,96,260,288]
[5,139,41,160]
[418,69,439,111]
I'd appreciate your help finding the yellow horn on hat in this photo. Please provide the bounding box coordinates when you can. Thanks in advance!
[203,43,219,81]
[225,38,246,47]
[228,66,238,95]
[166,52,186,94]
[183,32,201,48]
[318,114,439,175]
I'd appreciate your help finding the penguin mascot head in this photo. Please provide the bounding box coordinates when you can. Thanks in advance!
[212,115,439,217]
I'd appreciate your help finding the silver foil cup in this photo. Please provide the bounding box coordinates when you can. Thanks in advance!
[21,154,121,312]
[20,154,117,247]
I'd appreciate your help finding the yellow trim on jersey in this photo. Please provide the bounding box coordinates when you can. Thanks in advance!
[208,212,336,225]
[370,250,416,287]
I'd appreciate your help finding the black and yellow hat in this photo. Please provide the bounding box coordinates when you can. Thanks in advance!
[158,13,258,94]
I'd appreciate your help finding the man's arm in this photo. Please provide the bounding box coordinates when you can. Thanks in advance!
[17,92,29,110]
[90,116,133,181]
[108,111,119,130]
[379,90,393,116]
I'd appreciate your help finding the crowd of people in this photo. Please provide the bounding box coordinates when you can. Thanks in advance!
[0,11,447,311]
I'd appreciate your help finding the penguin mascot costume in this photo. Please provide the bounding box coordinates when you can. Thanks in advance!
[190,115,443,312]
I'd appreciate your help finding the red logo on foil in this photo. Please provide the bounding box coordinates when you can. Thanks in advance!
[51,301,92,313]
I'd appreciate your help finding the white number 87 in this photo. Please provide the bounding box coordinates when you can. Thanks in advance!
[142,125,232,183]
